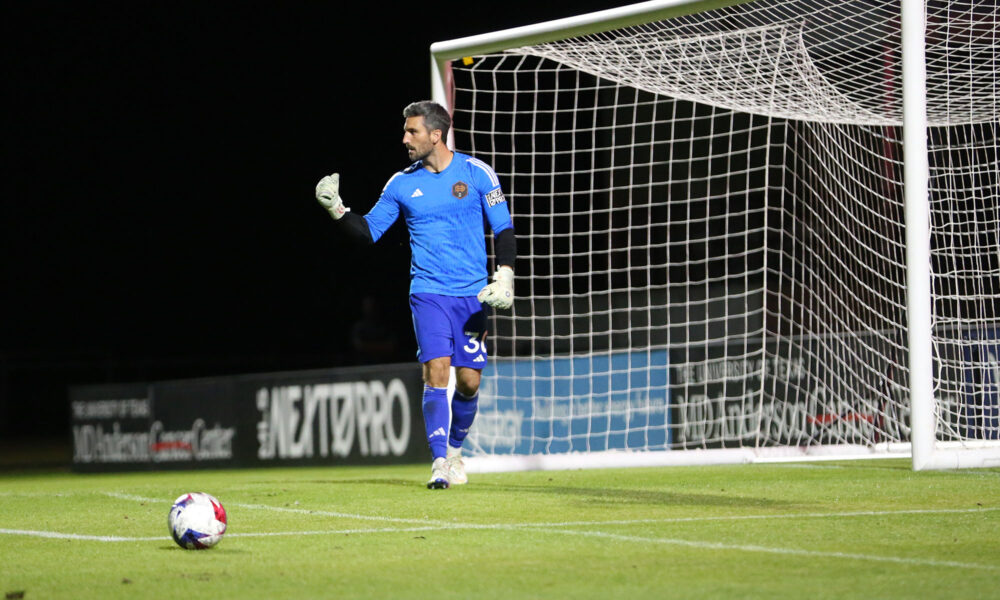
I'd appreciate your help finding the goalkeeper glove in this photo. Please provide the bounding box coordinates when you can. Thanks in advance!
[315,173,350,220]
[477,266,514,309]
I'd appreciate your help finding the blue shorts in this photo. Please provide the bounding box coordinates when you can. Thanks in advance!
[409,293,488,368]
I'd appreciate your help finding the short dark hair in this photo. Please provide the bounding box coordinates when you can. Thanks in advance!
[403,101,451,139]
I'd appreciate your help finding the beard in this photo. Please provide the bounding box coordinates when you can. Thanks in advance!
[407,144,432,162]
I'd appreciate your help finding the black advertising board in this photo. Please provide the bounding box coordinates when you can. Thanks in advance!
[667,335,900,449]
[239,364,425,466]
[70,363,427,472]
[71,383,155,467]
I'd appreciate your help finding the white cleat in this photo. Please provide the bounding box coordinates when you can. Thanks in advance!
[445,454,468,485]
[427,457,450,489]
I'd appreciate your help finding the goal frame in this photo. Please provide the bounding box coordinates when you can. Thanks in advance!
[429,0,1000,471]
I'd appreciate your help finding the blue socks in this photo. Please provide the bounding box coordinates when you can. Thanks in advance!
[423,385,481,459]
[422,386,450,460]
[449,390,479,449]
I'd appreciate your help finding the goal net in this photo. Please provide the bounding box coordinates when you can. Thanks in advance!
[431,0,1000,470]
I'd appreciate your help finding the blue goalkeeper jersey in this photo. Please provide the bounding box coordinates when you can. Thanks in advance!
[363,152,513,296]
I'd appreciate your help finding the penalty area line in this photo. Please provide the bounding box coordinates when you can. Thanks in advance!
[108,491,997,529]
[103,492,452,527]
[43,491,990,569]
[0,525,453,543]
[4,519,999,571]
[5,523,997,570]
[527,506,1000,527]
[532,527,1000,571]
[0,528,164,542]
[105,492,1000,533]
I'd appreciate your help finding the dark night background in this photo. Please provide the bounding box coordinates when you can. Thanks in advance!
[1,1,637,464]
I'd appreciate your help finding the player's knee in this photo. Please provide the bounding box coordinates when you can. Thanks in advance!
[455,378,480,397]
[455,368,481,397]
[422,358,451,387]
[455,383,480,398]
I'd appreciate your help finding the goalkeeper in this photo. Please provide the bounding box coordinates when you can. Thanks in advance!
[315,100,516,490]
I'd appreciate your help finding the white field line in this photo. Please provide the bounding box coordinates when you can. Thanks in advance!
[0,529,165,542]
[773,463,1000,477]
[104,493,1000,528]
[104,492,454,527]
[7,504,996,539]
[2,492,997,571]
[528,527,1000,571]
[520,506,1000,527]
[0,525,447,543]
[2,520,997,572]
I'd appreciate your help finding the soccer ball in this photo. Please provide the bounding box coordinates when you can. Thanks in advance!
[168,492,228,549]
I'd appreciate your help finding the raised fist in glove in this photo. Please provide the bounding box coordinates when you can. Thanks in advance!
[477,266,514,309]
[315,173,349,220]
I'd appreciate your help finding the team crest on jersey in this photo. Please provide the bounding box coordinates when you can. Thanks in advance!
[452,181,469,199]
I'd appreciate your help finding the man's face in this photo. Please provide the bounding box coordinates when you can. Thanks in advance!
[403,116,439,162]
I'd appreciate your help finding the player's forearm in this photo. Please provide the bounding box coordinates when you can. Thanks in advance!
[333,211,374,245]
[495,228,516,270]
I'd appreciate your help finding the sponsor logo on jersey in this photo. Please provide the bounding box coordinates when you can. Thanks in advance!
[411,188,424,197]
[452,181,469,199]
[485,188,506,206]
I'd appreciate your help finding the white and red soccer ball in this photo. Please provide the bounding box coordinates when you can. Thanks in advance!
[168,492,228,549]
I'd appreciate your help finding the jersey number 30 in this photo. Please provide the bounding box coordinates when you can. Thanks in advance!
[463,336,484,354]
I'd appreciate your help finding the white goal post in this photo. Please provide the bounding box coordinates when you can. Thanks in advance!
[430,0,1000,471]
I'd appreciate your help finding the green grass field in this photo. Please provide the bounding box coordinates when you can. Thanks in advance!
[2,460,998,599]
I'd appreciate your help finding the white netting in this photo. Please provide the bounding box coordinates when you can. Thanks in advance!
[448,0,999,460]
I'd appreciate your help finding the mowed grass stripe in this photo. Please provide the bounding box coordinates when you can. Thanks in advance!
[1,461,997,599]
[104,491,1000,529]
[3,492,996,572]
[4,517,996,571]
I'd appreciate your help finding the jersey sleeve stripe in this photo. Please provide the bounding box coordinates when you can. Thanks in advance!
[466,157,500,188]
[382,171,404,192]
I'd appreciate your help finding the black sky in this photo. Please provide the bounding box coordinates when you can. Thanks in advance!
[2,1,637,438]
